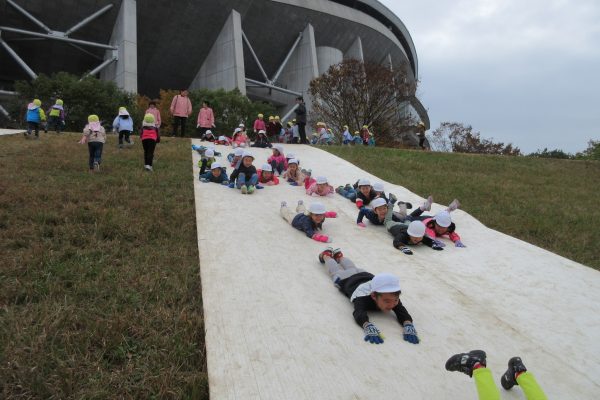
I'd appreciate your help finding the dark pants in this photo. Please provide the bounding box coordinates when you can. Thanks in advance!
[198,127,209,139]
[270,160,285,175]
[87,142,103,169]
[298,123,308,144]
[48,116,63,133]
[142,139,157,166]
[27,121,39,136]
[172,116,187,137]
[118,130,132,145]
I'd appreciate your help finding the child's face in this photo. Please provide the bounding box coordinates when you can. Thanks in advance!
[435,224,448,235]
[359,185,371,196]
[310,213,325,224]
[273,149,280,156]
[371,292,400,312]
[263,171,273,180]
[211,168,222,177]
[317,183,328,193]
[289,164,298,172]
[242,157,253,167]
[409,235,423,244]
[149,104,156,109]
[375,205,388,219]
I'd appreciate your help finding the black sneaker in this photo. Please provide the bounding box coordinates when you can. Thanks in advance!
[318,247,334,264]
[398,201,413,209]
[445,350,486,377]
[501,357,527,390]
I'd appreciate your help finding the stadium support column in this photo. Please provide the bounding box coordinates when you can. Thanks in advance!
[344,36,364,62]
[189,10,245,95]
[274,23,318,112]
[101,0,137,92]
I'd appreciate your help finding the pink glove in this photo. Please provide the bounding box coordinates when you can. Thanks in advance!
[312,234,331,243]
[324,211,337,218]
[357,222,366,228]
[355,199,364,209]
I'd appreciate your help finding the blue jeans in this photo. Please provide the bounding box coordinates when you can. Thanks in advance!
[339,187,357,201]
[27,121,39,136]
[87,142,103,169]
[236,173,258,189]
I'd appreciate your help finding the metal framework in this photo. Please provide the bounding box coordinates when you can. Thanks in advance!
[1,0,117,80]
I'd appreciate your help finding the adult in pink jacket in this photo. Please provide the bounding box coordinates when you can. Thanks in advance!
[170,90,193,137]
[197,101,215,139]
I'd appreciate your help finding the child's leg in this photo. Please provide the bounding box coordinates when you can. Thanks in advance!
[472,368,501,400]
[338,257,365,273]
[270,160,277,172]
[280,206,296,224]
[94,143,103,165]
[125,130,132,143]
[236,174,246,189]
[118,130,124,145]
[325,258,362,282]
[248,173,258,186]
[516,372,548,400]
[384,203,404,231]
[343,189,357,201]
[277,162,285,174]
[87,143,95,169]
[33,122,39,137]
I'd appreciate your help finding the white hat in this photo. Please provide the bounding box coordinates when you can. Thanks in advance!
[234,148,244,157]
[210,162,221,170]
[287,152,295,159]
[370,273,401,293]
[407,221,426,237]
[357,178,371,187]
[118,108,129,116]
[242,151,254,159]
[288,158,299,165]
[315,176,328,184]
[218,135,226,141]
[434,211,452,228]
[373,182,384,192]
[308,202,326,214]
[274,144,284,153]
[234,128,242,133]
[370,198,387,209]
[261,163,272,172]
[206,130,213,135]
[258,129,266,134]
[239,123,245,127]
[205,149,214,157]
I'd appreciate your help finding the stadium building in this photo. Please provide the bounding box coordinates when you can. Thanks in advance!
[0,0,428,125]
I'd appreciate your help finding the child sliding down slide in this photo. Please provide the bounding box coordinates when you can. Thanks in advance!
[280,201,337,243]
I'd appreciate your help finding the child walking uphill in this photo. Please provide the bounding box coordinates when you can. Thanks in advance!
[144,101,162,132]
[199,162,229,185]
[280,201,337,243]
[253,113,266,135]
[25,99,46,139]
[229,151,258,194]
[47,99,65,133]
[317,248,420,345]
[306,176,335,197]
[282,159,305,186]
[140,113,160,172]
[268,144,287,175]
[80,114,106,172]
[113,107,134,148]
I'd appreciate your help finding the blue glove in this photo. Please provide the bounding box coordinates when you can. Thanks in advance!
[455,240,466,248]
[431,243,444,251]
[399,246,413,255]
[256,185,264,189]
[221,180,230,186]
[200,178,209,183]
[403,323,419,344]
[363,322,384,344]
[228,182,235,188]
[192,144,199,151]
[432,239,446,248]
[289,182,299,186]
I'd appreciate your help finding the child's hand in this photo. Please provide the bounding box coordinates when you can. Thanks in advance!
[200,178,209,183]
[363,323,384,344]
[432,239,445,248]
[357,222,366,228]
[324,211,337,218]
[455,240,466,248]
[398,246,413,255]
[402,323,419,344]
[312,234,331,243]
[221,181,230,186]
[228,182,235,188]
[355,199,364,209]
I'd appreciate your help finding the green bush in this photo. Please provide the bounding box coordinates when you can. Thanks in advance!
[11,72,137,132]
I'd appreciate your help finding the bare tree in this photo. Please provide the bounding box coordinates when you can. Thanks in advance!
[308,59,418,145]
[430,122,521,155]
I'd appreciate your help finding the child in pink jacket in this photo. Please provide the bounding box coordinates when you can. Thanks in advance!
[253,113,266,134]
[267,144,287,175]
[306,176,335,197]
[232,128,250,148]
[423,202,465,248]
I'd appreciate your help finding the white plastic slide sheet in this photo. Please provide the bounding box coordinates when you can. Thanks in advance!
[0,129,26,136]
[192,140,600,399]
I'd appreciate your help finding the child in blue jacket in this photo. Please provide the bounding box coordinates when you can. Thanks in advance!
[113,107,134,148]
[199,162,229,185]
[280,201,337,243]
[25,99,46,139]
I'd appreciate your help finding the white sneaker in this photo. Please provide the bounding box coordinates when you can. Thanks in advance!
[447,199,460,212]
[93,162,100,172]
[422,195,433,211]
[296,200,304,213]
[241,186,248,194]
[144,165,151,171]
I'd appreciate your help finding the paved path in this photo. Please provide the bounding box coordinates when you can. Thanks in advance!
[192,141,600,399]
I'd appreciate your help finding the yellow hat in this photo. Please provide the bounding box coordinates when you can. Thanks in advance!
[275,115,280,120]
[343,125,348,129]
[327,128,332,132]
[88,114,99,123]
[369,132,374,136]
[33,99,41,106]
[143,113,155,124]
[258,113,264,118]
[55,99,63,106]
[354,131,359,135]
[317,122,325,126]
[119,106,127,112]
[362,124,368,129]
[269,116,274,120]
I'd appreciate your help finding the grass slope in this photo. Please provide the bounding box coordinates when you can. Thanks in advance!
[0,134,207,399]
[322,146,600,269]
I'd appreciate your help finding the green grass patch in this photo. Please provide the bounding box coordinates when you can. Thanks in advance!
[322,146,600,269]
[0,133,207,399]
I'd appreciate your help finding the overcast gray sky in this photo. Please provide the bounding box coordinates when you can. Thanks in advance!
[380,0,600,153]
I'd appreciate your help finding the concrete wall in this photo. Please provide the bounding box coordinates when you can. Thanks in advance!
[100,0,137,92]
[344,36,364,61]
[316,46,343,75]
[188,10,245,95]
